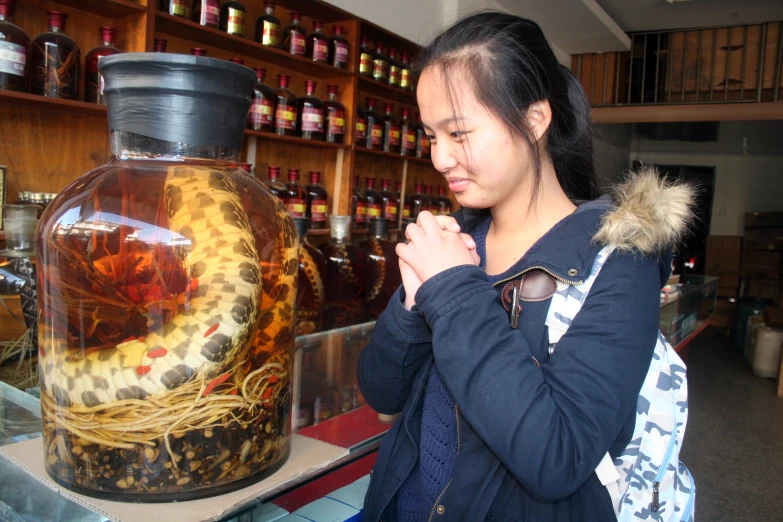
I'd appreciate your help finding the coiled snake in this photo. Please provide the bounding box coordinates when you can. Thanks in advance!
[366,239,385,303]
[295,246,324,335]
[39,166,298,408]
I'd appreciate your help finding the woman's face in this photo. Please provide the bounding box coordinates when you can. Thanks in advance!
[417,65,534,210]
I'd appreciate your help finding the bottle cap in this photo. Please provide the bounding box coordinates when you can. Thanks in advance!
[47,10,67,31]
[254,68,266,81]
[401,107,409,118]
[437,185,446,195]
[264,1,275,9]
[154,38,167,52]
[402,52,409,62]
[415,182,423,193]
[381,178,390,190]
[288,168,300,182]
[278,74,290,88]
[191,47,207,56]
[366,97,376,109]
[0,0,15,18]
[268,165,281,179]
[240,163,253,173]
[361,36,369,45]
[426,185,433,195]
[384,102,394,113]
[290,11,301,22]
[353,174,360,187]
[334,25,344,35]
[389,47,396,59]
[375,42,384,53]
[309,171,321,184]
[229,57,244,65]
[330,215,351,240]
[99,26,118,43]
[326,85,339,96]
[313,20,323,30]
[305,79,316,94]
[365,177,376,189]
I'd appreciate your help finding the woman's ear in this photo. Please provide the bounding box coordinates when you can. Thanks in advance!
[526,100,552,143]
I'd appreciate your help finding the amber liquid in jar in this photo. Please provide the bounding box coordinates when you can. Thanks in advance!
[293,218,326,335]
[361,219,402,320]
[31,11,80,100]
[319,217,367,329]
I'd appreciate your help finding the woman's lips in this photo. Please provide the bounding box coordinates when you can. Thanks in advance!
[447,178,469,192]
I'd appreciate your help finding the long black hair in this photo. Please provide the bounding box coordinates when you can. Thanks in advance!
[416,11,598,202]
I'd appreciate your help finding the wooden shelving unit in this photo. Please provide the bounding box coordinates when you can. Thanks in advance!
[54,0,147,18]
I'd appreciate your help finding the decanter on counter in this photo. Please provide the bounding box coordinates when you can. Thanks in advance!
[293,217,326,335]
[319,216,367,329]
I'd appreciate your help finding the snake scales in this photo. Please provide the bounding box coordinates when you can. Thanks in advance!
[295,245,324,335]
[365,239,385,303]
[40,166,298,408]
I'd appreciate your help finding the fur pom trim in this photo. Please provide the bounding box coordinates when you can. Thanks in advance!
[594,167,696,254]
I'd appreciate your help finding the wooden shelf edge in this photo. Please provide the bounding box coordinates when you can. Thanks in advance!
[358,77,416,105]
[246,130,350,149]
[54,0,146,18]
[0,90,108,116]
[353,146,433,167]
[591,102,783,123]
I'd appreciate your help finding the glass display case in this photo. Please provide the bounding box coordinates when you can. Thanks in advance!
[660,275,719,349]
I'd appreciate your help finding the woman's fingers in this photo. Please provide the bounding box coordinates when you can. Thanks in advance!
[434,215,461,233]
[404,222,427,246]
[460,233,476,250]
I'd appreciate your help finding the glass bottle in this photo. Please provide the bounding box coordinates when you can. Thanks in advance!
[436,185,452,215]
[219,1,247,37]
[264,165,288,200]
[306,171,328,229]
[364,177,383,222]
[361,218,402,320]
[399,107,415,156]
[296,80,324,141]
[249,68,274,132]
[324,84,345,144]
[255,1,281,48]
[293,217,326,336]
[328,25,349,69]
[191,47,207,56]
[154,38,167,52]
[415,113,431,159]
[380,178,399,225]
[160,0,193,19]
[400,52,412,91]
[37,53,294,501]
[31,11,80,100]
[0,0,29,93]
[306,21,328,63]
[387,47,402,88]
[285,168,307,218]
[354,105,366,147]
[405,182,427,220]
[352,175,368,230]
[358,36,372,78]
[193,0,220,29]
[282,12,306,56]
[85,27,122,105]
[381,103,401,154]
[365,97,382,150]
[398,181,411,221]
[425,185,438,215]
[372,41,388,83]
[273,74,297,136]
[319,216,367,329]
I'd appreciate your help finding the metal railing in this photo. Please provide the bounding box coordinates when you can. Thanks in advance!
[572,21,783,107]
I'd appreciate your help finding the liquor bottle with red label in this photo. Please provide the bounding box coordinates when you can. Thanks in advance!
[0,0,29,93]
[296,80,324,141]
[400,52,412,91]
[264,165,288,200]
[372,42,388,83]
[273,74,297,136]
[306,21,329,63]
[249,68,274,132]
[352,175,368,229]
[361,217,402,320]
[415,112,431,159]
[293,217,326,336]
[437,185,453,215]
[85,27,122,105]
[193,0,220,29]
[328,25,349,69]
[154,38,167,52]
[191,47,207,56]
[319,216,367,329]
[324,84,346,144]
[365,97,383,150]
[405,182,428,220]
[283,12,306,56]
[399,107,416,156]
[425,185,439,215]
[364,177,383,221]
[387,47,402,88]
[31,11,79,100]
[285,168,307,218]
[219,0,246,37]
[382,103,401,153]
[358,36,372,77]
[306,171,329,229]
[255,1,281,48]
[398,181,411,220]
[355,105,367,146]
[160,0,192,19]
[380,178,399,225]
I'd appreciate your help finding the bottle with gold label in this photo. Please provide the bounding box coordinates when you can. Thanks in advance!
[381,103,401,154]
[160,0,192,19]
[193,0,220,28]
[285,168,307,218]
[352,175,368,229]
[380,179,399,224]
[282,12,306,56]
[219,0,246,37]
[387,47,402,88]
[249,68,274,132]
[324,85,346,144]
[399,107,415,156]
[306,171,328,229]
[364,177,383,222]
[355,106,367,147]
[255,1,281,48]
[372,42,388,83]
[365,97,382,150]
[273,74,297,136]
[358,36,372,77]
[415,112,431,159]
[400,52,412,91]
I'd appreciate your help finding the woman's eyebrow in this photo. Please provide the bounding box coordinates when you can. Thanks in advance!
[423,116,466,130]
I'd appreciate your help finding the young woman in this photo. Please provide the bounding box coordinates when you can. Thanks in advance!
[358,11,694,522]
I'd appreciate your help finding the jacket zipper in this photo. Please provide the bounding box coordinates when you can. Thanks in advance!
[491,266,583,288]
[651,433,678,512]
[680,467,696,520]
[426,403,461,522]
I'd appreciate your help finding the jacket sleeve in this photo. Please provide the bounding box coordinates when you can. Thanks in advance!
[414,253,659,500]
[357,286,433,415]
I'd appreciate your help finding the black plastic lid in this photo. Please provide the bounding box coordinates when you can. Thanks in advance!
[369,217,389,238]
[293,217,310,239]
[99,53,256,149]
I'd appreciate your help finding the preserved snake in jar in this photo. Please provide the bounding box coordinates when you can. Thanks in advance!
[36,53,297,501]
[360,218,401,320]
[293,217,325,335]
[319,216,366,329]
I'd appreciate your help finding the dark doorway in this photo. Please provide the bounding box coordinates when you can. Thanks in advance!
[633,161,716,275]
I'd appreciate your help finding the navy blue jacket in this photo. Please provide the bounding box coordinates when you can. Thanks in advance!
[358,192,674,522]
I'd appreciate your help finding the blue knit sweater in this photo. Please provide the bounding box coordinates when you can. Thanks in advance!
[396,216,494,521]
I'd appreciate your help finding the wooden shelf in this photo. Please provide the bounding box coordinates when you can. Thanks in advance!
[354,146,433,166]
[0,90,108,117]
[591,102,783,123]
[307,229,330,236]
[306,228,402,237]
[155,13,354,79]
[54,0,146,18]
[246,130,350,150]
[358,77,416,105]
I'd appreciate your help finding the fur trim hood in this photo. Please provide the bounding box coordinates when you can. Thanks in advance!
[594,167,696,254]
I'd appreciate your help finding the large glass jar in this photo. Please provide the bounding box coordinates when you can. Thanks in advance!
[319,216,366,329]
[293,217,325,335]
[361,218,401,320]
[36,53,297,501]
[30,11,79,99]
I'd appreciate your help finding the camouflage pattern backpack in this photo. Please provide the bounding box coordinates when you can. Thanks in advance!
[546,245,696,521]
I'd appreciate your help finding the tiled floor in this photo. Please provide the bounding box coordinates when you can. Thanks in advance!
[680,328,783,521]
